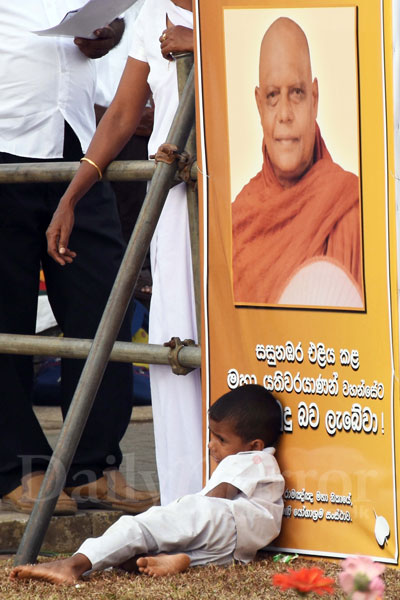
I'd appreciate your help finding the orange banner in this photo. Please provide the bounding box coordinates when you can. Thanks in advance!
[195,0,399,563]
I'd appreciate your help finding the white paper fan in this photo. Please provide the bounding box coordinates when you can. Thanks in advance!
[278,258,363,308]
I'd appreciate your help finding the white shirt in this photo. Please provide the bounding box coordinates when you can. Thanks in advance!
[0,1,97,159]
[128,0,193,157]
[95,0,145,107]
[201,449,284,562]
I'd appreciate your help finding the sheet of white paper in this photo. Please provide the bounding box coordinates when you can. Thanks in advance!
[34,0,137,38]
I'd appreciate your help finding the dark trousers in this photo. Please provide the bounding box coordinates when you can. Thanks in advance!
[0,124,133,495]
[112,134,149,246]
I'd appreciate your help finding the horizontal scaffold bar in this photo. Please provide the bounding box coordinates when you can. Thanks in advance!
[0,159,198,183]
[0,334,201,369]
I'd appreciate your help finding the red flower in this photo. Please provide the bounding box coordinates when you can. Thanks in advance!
[273,567,335,596]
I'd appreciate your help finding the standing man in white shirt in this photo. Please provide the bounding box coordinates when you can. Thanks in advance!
[0,1,158,515]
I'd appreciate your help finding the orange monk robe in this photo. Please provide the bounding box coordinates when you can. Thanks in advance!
[232,125,362,304]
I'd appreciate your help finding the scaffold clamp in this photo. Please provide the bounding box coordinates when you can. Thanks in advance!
[151,143,179,165]
[164,336,197,375]
[177,151,197,185]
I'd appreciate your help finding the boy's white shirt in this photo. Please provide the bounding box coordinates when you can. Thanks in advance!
[201,448,283,496]
[200,448,284,562]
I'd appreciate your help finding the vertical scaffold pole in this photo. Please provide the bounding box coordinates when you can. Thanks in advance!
[175,52,201,343]
[14,66,196,566]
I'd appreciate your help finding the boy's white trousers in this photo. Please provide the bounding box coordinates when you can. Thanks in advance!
[78,495,236,571]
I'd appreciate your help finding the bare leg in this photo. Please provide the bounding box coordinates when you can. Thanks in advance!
[10,553,92,585]
[136,553,190,577]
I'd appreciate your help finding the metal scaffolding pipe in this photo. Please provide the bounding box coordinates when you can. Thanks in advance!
[15,65,197,565]
[175,53,201,343]
[186,177,201,343]
[0,333,200,368]
[0,160,198,184]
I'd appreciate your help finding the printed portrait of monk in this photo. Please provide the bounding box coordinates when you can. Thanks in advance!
[232,17,363,308]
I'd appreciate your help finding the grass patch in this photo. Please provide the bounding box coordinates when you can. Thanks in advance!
[1,553,399,599]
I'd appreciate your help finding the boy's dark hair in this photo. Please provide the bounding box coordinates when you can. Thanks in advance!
[208,384,281,447]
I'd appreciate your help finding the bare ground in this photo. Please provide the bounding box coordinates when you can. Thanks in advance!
[1,552,400,599]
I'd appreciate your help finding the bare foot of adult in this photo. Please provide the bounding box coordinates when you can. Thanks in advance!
[136,553,190,577]
[10,554,91,585]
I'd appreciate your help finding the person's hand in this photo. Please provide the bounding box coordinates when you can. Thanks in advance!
[46,202,77,266]
[159,25,193,61]
[74,18,125,59]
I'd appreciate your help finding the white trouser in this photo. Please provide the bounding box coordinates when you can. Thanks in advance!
[77,495,236,571]
[149,183,203,505]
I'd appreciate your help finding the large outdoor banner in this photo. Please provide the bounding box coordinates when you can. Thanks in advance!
[195,0,399,563]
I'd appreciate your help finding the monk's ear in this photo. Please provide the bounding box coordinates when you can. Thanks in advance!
[249,438,265,452]
[312,77,319,118]
[255,86,262,117]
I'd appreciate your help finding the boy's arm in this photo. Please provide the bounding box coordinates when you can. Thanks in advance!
[205,482,239,500]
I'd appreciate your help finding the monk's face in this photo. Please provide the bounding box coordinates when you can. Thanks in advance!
[255,19,318,188]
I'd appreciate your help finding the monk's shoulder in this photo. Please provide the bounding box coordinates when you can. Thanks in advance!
[327,160,359,193]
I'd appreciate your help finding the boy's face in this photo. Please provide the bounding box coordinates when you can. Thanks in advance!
[208,418,254,463]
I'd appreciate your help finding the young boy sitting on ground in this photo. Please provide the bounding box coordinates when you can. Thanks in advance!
[10,384,284,585]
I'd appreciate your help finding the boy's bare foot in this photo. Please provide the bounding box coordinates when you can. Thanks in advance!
[136,553,190,577]
[10,554,92,585]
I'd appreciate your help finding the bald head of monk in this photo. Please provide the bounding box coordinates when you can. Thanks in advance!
[255,18,319,188]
